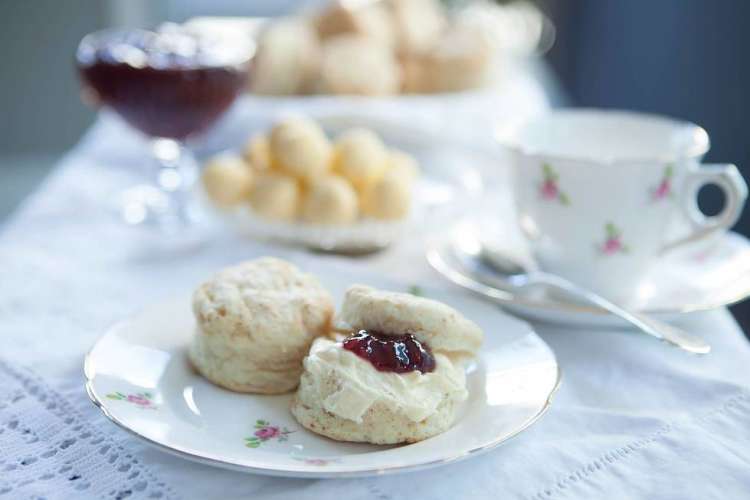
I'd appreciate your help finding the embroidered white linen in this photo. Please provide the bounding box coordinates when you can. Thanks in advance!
[1,88,750,499]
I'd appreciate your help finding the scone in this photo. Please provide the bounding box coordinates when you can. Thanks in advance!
[251,19,321,95]
[316,0,396,49]
[291,285,483,444]
[190,258,334,394]
[335,285,482,358]
[386,0,446,56]
[417,24,492,93]
[319,35,401,95]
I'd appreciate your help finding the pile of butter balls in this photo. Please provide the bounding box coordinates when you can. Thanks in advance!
[202,117,419,224]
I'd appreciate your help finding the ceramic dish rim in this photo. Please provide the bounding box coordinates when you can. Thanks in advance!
[426,232,750,316]
[83,321,561,478]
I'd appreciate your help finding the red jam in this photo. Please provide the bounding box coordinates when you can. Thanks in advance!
[76,26,250,139]
[342,330,435,373]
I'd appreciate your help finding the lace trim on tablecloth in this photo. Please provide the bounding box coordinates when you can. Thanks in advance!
[0,358,177,499]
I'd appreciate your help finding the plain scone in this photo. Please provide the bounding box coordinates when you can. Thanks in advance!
[189,257,334,394]
[291,285,483,444]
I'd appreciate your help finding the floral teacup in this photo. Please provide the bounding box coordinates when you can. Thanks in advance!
[498,109,748,301]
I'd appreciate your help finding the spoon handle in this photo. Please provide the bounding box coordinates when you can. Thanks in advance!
[428,246,710,354]
[527,273,711,354]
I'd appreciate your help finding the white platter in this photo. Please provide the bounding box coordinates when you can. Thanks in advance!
[85,269,559,478]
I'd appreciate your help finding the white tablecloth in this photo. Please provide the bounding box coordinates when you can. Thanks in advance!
[2,76,750,499]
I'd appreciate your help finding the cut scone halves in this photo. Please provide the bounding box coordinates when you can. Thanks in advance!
[189,257,334,394]
[291,284,483,444]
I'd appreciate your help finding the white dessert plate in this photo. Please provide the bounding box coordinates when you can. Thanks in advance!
[428,219,750,327]
[200,135,484,254]
[85,269,559,478]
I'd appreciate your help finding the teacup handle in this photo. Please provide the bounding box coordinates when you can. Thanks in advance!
[662,163,748,253]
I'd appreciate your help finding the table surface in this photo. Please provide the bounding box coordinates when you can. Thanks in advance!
[2,78,750,499]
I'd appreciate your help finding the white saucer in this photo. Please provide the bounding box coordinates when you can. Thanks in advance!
[428,219,750,327]
[84,270,559,478]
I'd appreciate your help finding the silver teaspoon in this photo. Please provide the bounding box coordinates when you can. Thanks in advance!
[429,241,710,354]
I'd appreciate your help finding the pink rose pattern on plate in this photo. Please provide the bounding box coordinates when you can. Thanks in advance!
[652,164,674,201]
[244,420,294,448]
[539,163,570,205]
[599,222,629,255]
[106,391,156,409]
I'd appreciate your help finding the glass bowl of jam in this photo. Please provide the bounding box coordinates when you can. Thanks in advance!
[76,24,253,232]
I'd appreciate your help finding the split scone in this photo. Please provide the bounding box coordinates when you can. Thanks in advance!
[291,285,483,444]
[189,258,334,394]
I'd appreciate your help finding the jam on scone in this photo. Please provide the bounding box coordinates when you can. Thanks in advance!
[342,330,435,373]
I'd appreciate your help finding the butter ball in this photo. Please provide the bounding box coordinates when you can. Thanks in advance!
[270,118,332,181]
[243,134,273,171]
[388,150,420,182]
[334,128,388,190]
[249,173,300,221]
[202,155,254,208]
[361,169,413,220]
[301,176,359,225]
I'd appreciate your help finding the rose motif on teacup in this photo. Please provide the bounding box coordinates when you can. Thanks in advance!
[106,391,156,409]
[244,419,294,448]
[651,164,674,201]
[598,222,630,255]
[539,163,570,205]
